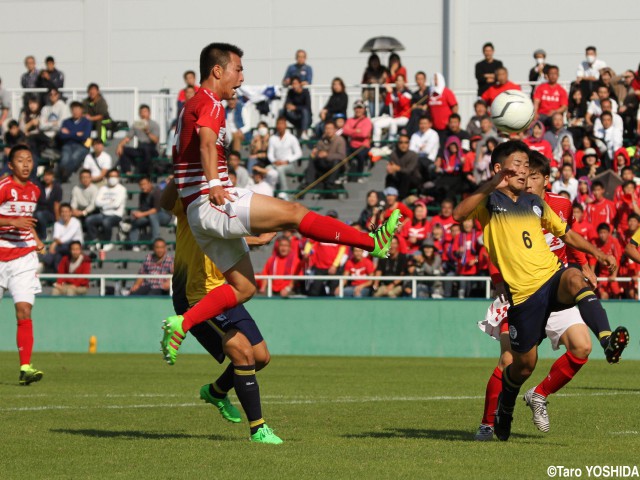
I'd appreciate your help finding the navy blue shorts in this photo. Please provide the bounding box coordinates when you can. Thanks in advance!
[179,304,264,364]
[507,268,573,353]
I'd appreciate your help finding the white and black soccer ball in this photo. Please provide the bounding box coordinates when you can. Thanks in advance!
[490,90,535,134]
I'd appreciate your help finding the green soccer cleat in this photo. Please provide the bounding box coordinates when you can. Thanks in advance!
[199,385,242,423]
[369,209,402,259]
[250,424,283,445]
[161,315,186,365]
[19,364,43,386]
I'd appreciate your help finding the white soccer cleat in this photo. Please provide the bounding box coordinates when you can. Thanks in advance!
[474,423,494,441]
[523,387,550,433]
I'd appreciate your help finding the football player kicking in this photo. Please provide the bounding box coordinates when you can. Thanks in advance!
[474,151,629,440]
[162,42,401,365]
[454,140,625,441]
[160,180,282,444]
[0,145,46,385]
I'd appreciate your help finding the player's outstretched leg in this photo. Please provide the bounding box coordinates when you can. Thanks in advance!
[200,363,242,423]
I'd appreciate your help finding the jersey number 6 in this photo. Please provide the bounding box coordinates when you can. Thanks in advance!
[522,231,532,249]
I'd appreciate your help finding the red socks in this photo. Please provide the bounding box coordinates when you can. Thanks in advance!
[481,367,503,426]
[17,319,33,366]
[182,284,238,332]
[298,212,374,251]
[534,351,588,397]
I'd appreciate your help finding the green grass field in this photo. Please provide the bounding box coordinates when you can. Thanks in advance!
[1,353,639,480]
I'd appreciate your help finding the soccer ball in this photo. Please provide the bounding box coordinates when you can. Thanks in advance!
[490,90,535,134]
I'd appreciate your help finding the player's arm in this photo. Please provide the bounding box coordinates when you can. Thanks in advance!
[30,227,45,253]
[561,229,617,274]
[0,217,36,229]
[199,127,231,206]
[452,168,514,222]
[624,241,640,264]
[246,232,277,247]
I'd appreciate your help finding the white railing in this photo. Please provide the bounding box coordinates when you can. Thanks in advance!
[38,274,639,300]
[7,79,571,149]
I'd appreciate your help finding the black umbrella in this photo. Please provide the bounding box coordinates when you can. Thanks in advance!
[360,36,405,53]
[593,170,623,199]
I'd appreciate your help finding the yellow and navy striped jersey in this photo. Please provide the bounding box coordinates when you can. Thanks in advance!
[630,228,640,247]
[171,200,225,313]
[469,190,568,305]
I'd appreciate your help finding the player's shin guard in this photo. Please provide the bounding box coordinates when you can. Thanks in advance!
[209,363,235,399]
[575,288,611,348]
[16,319,33,366]
[182,284,238,332]
[534,351,587,397]
[500,366,523,413]
[298,211,375,251]
[482,367,503,426]
[233,364,264,434]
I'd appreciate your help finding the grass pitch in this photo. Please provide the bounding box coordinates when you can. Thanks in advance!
[1,353,638,479]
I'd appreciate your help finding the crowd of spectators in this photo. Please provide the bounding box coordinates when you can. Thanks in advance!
[2,46,640,299]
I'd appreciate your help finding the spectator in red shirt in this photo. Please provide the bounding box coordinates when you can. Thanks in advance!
[427,72,458,131]
[430,198,457,239]
[572,204,598,243]
[387,53,407,84]
[586,181,617,227]
[402,200,430,253]
[452,219,483,298]
[614,181,640,238]
[272,229,301,259]
[380,186,413,223]
[176,70,199,114]
[260,236,301,297]
[481,67,521,106]
[523,121,554,162]
[372,75,412,145]
[52,241,91,296]
[340,247,375,297]
[533,65,568,124]
[342,100,373,176]
[590,223,622,299]
[612,147,631,176]
[304,210,347,297]
[614,167,639,202]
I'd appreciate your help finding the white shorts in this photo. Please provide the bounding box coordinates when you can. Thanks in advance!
[186,189,254,273]
[479,299,585,351]
[0,251,42,305]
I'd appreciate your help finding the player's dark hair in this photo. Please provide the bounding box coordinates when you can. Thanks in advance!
[592,181,604,190]
[45,55,55,63]
[490,140,530,169]
[573,203,584,212]
[87,83,99,91]
[8,144,31,163]
[69,240,82,249]
[139,104,150,111]
[79,168,91,176]
[415,70,426,78]
[622,180,636,189]
[482,42,494,50]
[629,214,640,223]
[597,222,610,232]
[199,43,244,82]
[474,99,487,108]
[448,113,461,122]
[546,65,559,73]
[528,150,550,177]
[60,202,72,210]
[183,70,196,79]
[621,166,633,175]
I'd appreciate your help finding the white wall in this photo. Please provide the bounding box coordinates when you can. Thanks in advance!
[1,0,638,93]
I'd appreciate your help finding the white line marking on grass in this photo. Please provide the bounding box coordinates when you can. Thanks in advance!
[611,431,639,435]
[1,391,638,413]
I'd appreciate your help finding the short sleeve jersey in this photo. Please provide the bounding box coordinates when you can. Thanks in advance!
[0,176,40,261]
[171,200,225,314]
[469,190,568,305]
[173,87,233,208]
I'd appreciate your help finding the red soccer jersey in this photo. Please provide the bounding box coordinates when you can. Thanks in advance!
[590,237,622,276]
[173,87,232,207]
[430,214,457,239]
[385,89,412,119]
[544,192,587,266]
[572,219,598,242]
[343,256,375,286]
[586,198,617,227]
[428,88,458,130]
[403,221,430,251]
[260,252,301,293]
[481,81,521,106]
[0,176,40,261]
[57,255,91,287]
[533,83,568,116]
[309,241,343,270]
[524,138,554,162]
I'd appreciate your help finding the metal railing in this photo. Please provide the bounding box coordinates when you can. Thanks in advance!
[38,273,638,300]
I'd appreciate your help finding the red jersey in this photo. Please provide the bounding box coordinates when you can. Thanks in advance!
[614,184,640,203]
[427,88,458,130]
[56,255,91,287]
[0,176,40,261]
[308,241,344,270]
[572,218,597,242]
[590,236,622,276]
[614,196,640,236]
[586,198,617,227]
[452,230,482,275]
[343,256,375,286]
[383,203,413,223]
[524,137,554,162]
[385,89,412,119]
[533,83,568,116]
[430,214,457,239]
[544,192,587,266]
[481,81,521,106]
[260,252,301,293]
[177,85,200,103]
[403,220,430,251]
[173,87,232,207]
